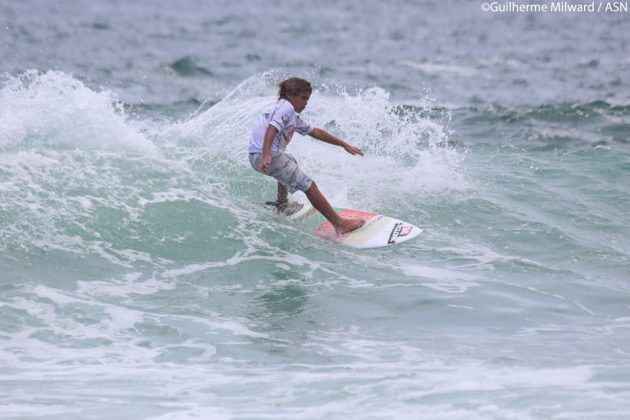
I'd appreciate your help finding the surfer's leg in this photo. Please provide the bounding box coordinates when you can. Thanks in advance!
[275,182,301,214]
[276,182,288,208]
[265,153,310,213]
[305,182,364,234]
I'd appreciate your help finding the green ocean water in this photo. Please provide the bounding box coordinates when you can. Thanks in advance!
[2,1,630,418]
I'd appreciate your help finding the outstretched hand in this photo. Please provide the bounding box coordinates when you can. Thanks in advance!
[344,144,365,156]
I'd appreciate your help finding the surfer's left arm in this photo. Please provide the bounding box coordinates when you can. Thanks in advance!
[309,128,364,156]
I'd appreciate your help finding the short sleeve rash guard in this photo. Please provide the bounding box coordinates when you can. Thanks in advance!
[249,99,314,153]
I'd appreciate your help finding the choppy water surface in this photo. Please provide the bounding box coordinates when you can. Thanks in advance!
[1,1,629,418]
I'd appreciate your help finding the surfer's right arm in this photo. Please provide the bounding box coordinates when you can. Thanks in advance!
[259,125,278,173]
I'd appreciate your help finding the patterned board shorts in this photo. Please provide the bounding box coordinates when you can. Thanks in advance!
[249,152,313,193]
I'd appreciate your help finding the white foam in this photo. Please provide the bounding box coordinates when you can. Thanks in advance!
[398,261,481,293]
[0,70,158,154]
[171,74,470,211]
[77,272,176,298]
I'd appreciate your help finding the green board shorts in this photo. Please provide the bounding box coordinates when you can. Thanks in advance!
[249,152,313,193]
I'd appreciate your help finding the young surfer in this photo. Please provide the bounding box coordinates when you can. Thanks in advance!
[248,77,365,234]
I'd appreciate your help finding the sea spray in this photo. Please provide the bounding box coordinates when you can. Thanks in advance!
[169,73,470,212]
[0,70,157,154]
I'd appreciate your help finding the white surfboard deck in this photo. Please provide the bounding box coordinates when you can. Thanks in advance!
[285,203,421,249]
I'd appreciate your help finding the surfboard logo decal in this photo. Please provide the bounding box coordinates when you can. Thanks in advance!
[399,225,413,237]
[388,222,403,244]
[388,223,414,244]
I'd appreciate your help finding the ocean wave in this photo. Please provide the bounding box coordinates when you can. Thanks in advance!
[0,70,158,154]
[163,56,214,78]
[455,100,630,149]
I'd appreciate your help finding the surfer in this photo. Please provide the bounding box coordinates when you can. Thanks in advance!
[249,77,365,234]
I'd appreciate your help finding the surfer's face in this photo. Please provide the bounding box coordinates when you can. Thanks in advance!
[287,92,310,113]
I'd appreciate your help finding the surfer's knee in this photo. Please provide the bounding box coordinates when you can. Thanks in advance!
[305,181,317,194]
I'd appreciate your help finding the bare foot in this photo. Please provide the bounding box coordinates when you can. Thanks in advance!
[275,200,303,216]
[334,218,365,235]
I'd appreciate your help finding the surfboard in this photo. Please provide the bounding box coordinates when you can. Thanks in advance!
[275,202,421,249]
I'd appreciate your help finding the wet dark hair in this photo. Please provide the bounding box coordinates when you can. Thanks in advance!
[277,77,312,99]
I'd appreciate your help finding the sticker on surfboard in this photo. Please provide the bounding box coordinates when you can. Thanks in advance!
[284,202,421,249]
